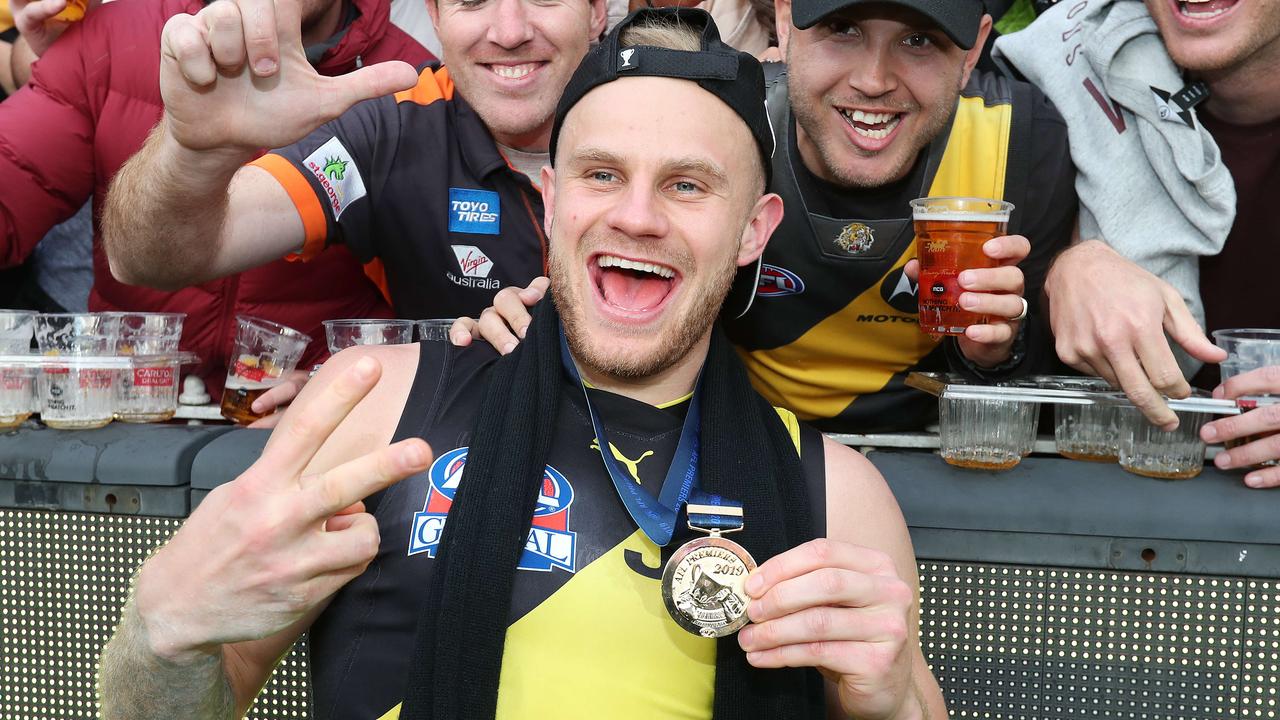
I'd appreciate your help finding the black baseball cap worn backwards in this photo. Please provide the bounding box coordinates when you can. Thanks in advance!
[790,0,987,50]
[549,7,775,187]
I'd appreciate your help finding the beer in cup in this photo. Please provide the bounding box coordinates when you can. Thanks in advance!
[220,316,310,424]
[910,196,1014,336]
[323,319,415,354]
[35,313,119,430]
[0,310,37,429]
[113,312,185,423]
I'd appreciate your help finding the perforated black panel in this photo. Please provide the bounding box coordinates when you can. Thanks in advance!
[0,510,310,720]
[4,509,1279,719]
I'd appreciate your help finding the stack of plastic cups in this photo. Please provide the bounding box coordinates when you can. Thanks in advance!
[35,313,120,430]
[1053,378,1120,462]
[1117,405,1210,480]
[938,392,1038,471]
[0,310,38,429]
[114,312,185,422]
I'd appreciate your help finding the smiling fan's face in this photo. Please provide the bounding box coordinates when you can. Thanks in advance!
[781,3,986,188]
[429,0,607,148]
[1142,0,1280,74]
[544,76,774,379]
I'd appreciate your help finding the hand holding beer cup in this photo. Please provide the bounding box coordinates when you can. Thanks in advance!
[134,354,433,660]
[156,0,418,153]
[906,197,1030,368]
[221,316,310,425]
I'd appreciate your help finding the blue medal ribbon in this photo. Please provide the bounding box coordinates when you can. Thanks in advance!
[685,491,744,533]
[559,327,742,546]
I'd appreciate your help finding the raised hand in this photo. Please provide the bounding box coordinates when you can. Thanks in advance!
[739,539,921,720]
[134,356,432,661]
[158,0,419,152]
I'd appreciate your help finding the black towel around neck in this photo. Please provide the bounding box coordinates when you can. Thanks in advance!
[399,296,824,719]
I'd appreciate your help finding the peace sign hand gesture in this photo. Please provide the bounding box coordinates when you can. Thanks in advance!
[134,357,432,662]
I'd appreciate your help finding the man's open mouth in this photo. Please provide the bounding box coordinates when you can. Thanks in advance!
[591,254,679,314]
[838,109,903,141]
[1177,0,1240,19]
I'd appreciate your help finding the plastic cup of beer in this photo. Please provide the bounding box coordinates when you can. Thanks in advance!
[415,319,456,343]
[0,310,38,429]
[113,312,185,423]
[1212,328,1280,468]
[221,316,310,425]
[1118,406,1208,480]
[323,319,415,354]
[35,313,119,430]
[937,392,1037,471]
[1052,377,1121,462]
[910,196,1014,336]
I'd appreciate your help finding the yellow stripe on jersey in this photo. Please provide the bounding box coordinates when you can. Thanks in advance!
[741,94,1012,422]
[930,96,1012,203]
[375,530,716,720]
[774,406,802,454]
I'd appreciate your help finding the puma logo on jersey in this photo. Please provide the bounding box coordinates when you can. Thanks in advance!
[590,439,653,484]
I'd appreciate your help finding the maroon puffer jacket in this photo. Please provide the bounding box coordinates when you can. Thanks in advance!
[0,0,433,394]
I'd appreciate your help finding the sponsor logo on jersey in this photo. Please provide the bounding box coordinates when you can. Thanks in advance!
[303,137,366,220]
[880,266,919,314]
[755,264,804,297]
[448,188,501,235]
[408,447,578,572]
[834,222,875,255]
[446,245,502,290]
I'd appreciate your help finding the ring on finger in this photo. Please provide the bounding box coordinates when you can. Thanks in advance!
[1011,297,1028,322]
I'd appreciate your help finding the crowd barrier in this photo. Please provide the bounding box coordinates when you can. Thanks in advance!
[1,424,1277,719]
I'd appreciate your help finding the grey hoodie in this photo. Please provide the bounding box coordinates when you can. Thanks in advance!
[994,0,1235,375]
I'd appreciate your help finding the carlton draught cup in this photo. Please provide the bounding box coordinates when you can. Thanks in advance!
[910,197,1014,336]
[220,317,310,424]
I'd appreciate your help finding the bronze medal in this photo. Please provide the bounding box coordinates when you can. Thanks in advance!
[662,532,756,638]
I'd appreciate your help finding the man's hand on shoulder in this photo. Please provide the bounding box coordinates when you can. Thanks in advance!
[1045,239,1226,430]
[133,353,431,664]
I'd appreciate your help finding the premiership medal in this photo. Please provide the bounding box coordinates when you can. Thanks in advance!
[662,501,755,638]
[561,328,755,637]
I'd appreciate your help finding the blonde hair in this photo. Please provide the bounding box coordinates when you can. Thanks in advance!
[619,15,702,52]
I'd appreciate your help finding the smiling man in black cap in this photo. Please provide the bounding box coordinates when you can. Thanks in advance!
[460,0,1079,434]
[99,9,946,720]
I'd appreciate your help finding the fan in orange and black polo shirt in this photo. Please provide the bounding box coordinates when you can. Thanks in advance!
[250,66,551,319]
[100,0,610,327]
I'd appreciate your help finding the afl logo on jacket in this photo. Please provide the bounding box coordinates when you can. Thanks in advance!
[407,447,579,573]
